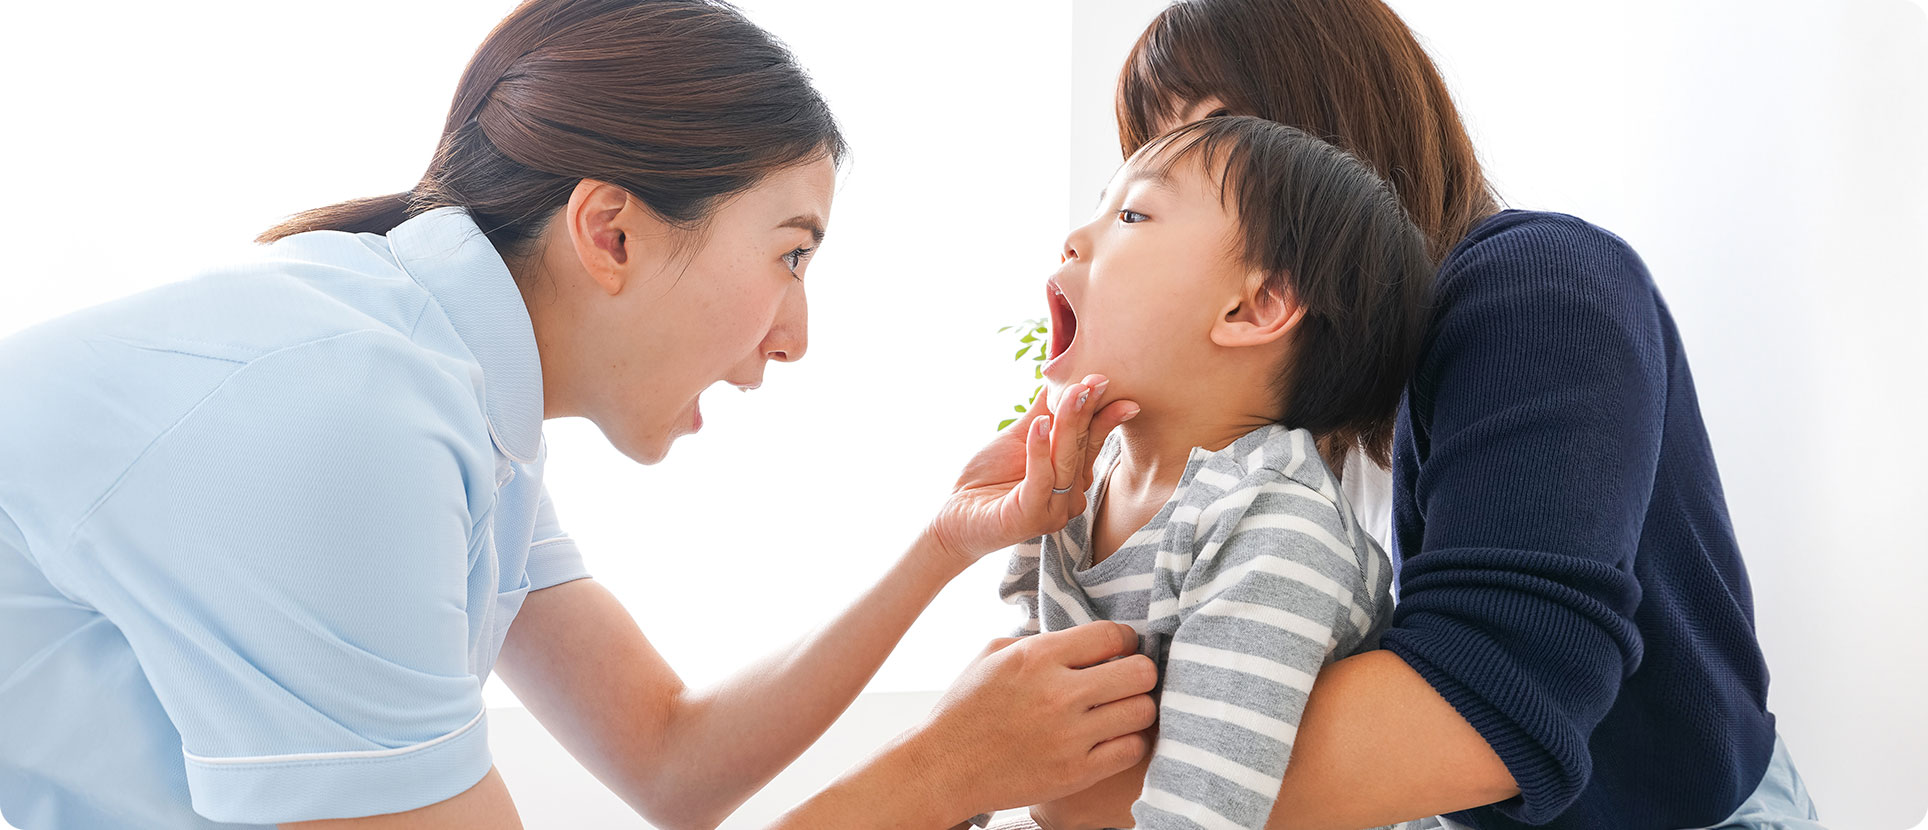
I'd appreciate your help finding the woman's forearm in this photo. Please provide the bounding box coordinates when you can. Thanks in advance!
[766,725,967,830]
[653,533,967,823]
[1264,650,1517,830]
[1030,650,1520,830]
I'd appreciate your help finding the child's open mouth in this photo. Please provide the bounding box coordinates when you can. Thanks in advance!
[1046,278,1079,367]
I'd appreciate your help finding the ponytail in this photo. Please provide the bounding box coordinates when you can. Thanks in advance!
[257,192,414,244]
[255,0,846,256]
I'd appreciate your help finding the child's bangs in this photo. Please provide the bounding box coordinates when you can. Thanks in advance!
[1131,119,1261,217]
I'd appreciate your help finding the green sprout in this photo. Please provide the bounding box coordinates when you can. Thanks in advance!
[996,317,1050,430]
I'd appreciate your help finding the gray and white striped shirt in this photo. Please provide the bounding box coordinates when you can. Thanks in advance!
[1002,424,1404,830]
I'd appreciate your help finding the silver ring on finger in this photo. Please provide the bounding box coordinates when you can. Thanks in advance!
[1051,485,1073,495]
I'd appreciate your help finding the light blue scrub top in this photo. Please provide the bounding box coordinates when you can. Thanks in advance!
[0,207,590,827]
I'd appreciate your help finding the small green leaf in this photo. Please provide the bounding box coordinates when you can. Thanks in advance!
[1020,333,1037,343]
[997,418,1017,431]
[1034,366,1044,380]
[1015,344,1032,359]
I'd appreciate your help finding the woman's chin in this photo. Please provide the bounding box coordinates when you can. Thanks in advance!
[593,417,676,466]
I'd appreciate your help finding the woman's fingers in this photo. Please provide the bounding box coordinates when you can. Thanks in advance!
[1017,411,1056,514]
[1078,399,1140,492]
[1034,620,1142,670]
[1085,729,1155,780]
[1001,374,1139,539]
[910,622,1159,812]
[1074,653,1159,709]
[1047,376,1108,494]
[1083,689,1160,741]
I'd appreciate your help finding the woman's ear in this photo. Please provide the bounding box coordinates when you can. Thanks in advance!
[1211,272,1305,349]
[564,179,648,296]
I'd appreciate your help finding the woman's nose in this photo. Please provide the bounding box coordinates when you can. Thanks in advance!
[764,291,809,363]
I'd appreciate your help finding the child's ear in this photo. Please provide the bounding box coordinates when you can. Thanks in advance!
[1211,271,1305,349]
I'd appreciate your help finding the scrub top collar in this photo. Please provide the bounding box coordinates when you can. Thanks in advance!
[388,206,545,464]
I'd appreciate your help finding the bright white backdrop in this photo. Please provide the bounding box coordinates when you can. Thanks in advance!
[2,1,1924,828]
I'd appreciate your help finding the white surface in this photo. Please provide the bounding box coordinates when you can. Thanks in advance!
[1068,1,1928,827]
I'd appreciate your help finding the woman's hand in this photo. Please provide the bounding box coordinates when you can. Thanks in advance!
[903,622,1160,820]
[1029,730,1153,830]
[927,374,1139,567]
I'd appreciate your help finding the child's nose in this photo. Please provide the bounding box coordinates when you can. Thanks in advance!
[1063,222,1094,263]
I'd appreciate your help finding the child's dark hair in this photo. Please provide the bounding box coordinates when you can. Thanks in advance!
[1136,116,1433,471]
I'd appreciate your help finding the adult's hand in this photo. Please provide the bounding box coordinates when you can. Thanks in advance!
[914,621,1159,813]
[772,621,1159,829]
[927,375,1139,568]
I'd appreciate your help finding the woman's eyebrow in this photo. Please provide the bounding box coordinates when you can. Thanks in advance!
[777,214,826,244]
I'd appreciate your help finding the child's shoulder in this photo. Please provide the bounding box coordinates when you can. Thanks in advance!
[1192,424,1341,508]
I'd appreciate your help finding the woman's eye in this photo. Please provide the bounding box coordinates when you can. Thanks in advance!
[1118,209,1149,224]
[782,245,815,276]
[1207,108,1231,119]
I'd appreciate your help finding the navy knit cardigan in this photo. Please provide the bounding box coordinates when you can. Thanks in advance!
[1385,210,1777,829]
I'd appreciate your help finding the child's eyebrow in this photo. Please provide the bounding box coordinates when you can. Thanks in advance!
[1095,168,1175,207]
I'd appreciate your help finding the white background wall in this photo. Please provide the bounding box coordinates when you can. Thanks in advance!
[3,1,1924,828]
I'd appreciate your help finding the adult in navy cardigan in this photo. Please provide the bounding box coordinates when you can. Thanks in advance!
[1031,1,1813,828]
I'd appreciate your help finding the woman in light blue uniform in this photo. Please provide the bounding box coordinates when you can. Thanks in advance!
[0,2,1158,828]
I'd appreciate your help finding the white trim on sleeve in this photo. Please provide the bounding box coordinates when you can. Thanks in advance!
[181,708,486,766]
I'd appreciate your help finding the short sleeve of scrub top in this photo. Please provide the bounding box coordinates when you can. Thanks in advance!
[76,332,502,822]
[0,207,589,826]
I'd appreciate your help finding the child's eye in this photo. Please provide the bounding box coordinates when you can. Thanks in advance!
[782,245,816,277]
[1117,209,1149,224]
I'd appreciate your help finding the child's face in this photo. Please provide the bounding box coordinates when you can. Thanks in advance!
[1044,154,1255,411]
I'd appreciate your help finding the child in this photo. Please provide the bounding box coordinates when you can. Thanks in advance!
[1000,116,1433,830]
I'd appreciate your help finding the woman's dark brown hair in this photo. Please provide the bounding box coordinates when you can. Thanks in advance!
[260,0,846,260]
[1136,116,1432,471]
[1118,0,1496,263]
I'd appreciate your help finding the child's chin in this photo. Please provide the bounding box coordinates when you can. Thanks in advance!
[1041,355,1078,386]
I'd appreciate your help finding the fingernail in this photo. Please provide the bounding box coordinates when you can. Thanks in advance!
[1120,407,1140,422]
[1093,379,1110,397]
[1076,389,1090,410]
[1035,416,1052,436]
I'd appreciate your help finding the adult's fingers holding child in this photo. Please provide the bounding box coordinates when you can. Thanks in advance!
[1078,398,1139,492]
[909,622,1159,814]
[1034,620,1143,670]
[1045,375,1108,497]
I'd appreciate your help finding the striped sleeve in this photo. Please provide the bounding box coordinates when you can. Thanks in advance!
[998,536,1044,637]
[1131,473,1365,830]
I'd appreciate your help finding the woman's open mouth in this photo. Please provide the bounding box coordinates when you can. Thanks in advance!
[1046,278,1079,369]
